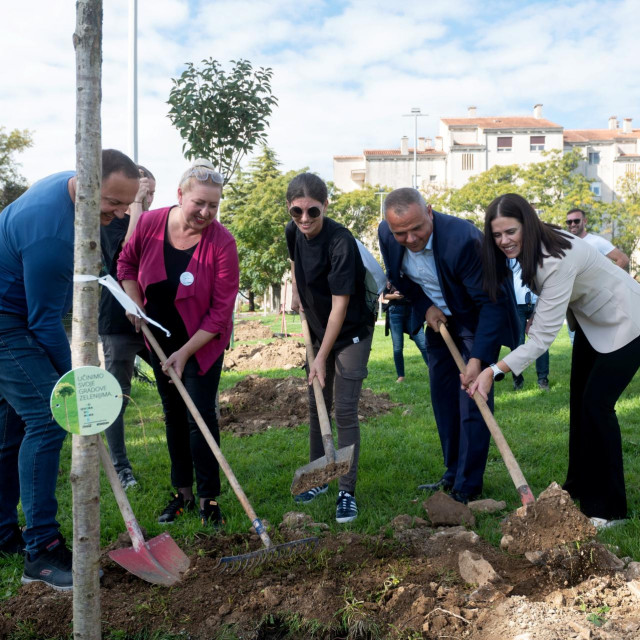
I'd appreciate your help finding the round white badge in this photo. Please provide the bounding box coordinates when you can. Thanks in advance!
[180,271,194,286]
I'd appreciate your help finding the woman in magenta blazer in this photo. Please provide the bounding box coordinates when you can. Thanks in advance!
[118,159,239,528]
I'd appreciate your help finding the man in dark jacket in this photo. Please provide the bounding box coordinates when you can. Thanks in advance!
[378,188,518,503]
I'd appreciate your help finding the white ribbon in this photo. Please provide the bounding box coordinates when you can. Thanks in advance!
[74,274,171,337]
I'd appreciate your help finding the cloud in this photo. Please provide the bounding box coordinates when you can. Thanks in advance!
[1,0,638,206]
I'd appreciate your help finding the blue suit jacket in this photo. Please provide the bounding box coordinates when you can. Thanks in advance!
[378,211,519,364]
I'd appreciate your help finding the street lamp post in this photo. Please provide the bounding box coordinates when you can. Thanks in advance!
[402,107,428,189]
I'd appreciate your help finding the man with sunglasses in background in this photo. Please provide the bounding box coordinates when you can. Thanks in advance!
[566,208,629,269]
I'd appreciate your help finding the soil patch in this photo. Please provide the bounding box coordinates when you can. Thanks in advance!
[233,320,275,341]
[224,338,306,372]
[219,375,399,436]
[2,502,639,640]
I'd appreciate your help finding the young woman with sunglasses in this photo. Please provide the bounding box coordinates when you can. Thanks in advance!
[468,193,640,528]
[285,173,375,523]
[118,159,239,528]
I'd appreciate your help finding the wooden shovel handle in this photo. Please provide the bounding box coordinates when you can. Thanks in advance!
[141,323,274,549]
[299,309,336,462]
[98,438,147,551]
[438,322,535,505]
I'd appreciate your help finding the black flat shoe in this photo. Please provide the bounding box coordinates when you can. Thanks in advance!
[418,478,453,493]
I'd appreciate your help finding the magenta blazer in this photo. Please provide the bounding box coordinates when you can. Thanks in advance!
[117,206,239,374]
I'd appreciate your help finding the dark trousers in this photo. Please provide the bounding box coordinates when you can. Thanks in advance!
[564,325,640,519]
[150,352,224,498]
[307,333,372,494]
[101,332,150,472]
[426,320,496,495]
[512,304,549,383]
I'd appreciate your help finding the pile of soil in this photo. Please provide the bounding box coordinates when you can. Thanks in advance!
[224,339,305,371]
[233,320,275,341]
[219,375,399,436]
[2,488,639,640]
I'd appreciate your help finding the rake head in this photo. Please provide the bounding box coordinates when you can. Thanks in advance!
[216,536,319,574]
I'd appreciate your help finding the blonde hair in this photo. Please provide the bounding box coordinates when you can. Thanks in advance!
[178,158,224,193]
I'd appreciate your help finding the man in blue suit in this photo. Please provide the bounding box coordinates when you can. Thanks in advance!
[378,188,518,503]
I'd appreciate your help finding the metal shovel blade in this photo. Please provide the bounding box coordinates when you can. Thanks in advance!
[108,532,190,587]
[290,444,355,495]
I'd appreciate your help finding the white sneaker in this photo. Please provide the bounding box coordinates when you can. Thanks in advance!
[590,517,627,530]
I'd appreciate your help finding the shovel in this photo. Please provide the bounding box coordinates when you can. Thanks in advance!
[290,310,355,495]
[438,322,535,506]
[98,439,189,586]
[140,323,318,573]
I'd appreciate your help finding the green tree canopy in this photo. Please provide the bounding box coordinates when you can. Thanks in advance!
[328,184,387,243]
[0,127,33,210]
[167,58,277,184]
[221,146,299,296]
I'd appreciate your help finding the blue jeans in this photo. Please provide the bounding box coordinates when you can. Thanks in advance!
[387,304,429,377]
[513,304,549,383]
[0,314,68,554]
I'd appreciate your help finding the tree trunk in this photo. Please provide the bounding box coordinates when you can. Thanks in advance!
[272,283,281,313]
[248,290,255,312]
[72,2,103,638]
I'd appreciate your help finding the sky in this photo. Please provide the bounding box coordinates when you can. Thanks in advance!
[2,0,640,205]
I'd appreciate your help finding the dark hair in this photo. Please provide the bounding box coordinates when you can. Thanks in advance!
[383,187,427,216]
[102,149,139,180]
[286,172,327,204]
[137,164,155,180]
[566,208,586,218]
[482,193,572,301]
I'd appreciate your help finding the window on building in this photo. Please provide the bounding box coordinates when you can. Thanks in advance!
[588,151,600,165]
[429,174,437,182]
[462,154,474,170]
[530,135,545,151]
[497,137,512,152]
[590,182,602,197]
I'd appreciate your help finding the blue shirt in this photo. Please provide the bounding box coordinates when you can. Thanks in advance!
[0,171,75,374]
[401,232,451,316]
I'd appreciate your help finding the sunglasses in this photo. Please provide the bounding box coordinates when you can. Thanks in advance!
[566,219,582,226]
[187,166,224,185]
[289,206,322,219]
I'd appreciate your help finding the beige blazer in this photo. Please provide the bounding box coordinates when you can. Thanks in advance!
[503,234,640,375]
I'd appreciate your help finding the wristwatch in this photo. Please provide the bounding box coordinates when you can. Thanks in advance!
[489,363,505,381]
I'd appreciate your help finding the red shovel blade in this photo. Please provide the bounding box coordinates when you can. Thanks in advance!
[109,532,190,586]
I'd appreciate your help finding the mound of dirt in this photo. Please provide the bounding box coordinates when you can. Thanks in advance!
[223,338,305,371]
[2,514,639,640]
[219,375,399,436]
[233,320,274,341]
[500,483,597,555]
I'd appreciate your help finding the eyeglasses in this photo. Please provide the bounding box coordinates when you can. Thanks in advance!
[187,166,224,185]
[566,219,582,226]
[289,206,322,219]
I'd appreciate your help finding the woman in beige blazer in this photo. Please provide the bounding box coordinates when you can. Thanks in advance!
[470,193,640,525]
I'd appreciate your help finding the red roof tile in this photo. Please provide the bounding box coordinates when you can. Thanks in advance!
[564,129,640,142]
[441,116,562,129]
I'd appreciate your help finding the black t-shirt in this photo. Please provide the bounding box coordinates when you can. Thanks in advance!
[145,221,198,356]
[286,217,374,349]
[99,216,135,335]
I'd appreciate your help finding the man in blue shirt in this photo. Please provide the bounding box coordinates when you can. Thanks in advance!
[0,149,139,591]
[379,188,518,504]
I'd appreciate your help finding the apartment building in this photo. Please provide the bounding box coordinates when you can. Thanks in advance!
[333,106,640,204]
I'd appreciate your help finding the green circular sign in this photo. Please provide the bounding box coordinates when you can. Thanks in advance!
[50,366,123,435]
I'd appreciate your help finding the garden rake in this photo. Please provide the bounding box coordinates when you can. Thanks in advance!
[141,323,318,573]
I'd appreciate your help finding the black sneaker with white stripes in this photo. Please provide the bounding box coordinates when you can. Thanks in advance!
[335,490,358,523]
[293,484,328,504]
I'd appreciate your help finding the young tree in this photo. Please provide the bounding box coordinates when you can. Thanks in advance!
[72,1,103,637]
[329,184,386,243]
[167,59,277,184]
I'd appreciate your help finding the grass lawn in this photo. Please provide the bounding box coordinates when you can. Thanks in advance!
[2,312,640,598]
